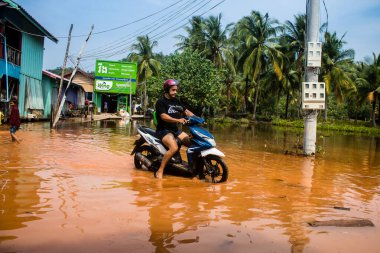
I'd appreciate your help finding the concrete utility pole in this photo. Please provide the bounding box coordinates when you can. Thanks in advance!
[52,24,73,127]
[52,25,94,128]
[303,0,320,155]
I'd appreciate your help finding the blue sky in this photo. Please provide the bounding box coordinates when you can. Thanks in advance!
[13,0,380,72]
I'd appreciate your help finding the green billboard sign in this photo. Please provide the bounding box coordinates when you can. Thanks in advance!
[94,60,137,94]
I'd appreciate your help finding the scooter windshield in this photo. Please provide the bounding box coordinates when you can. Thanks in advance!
[188,116,205,125]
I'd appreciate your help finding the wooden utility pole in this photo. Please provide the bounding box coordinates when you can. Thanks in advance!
[51,24,73,127]
[52,25,94,128]
[303,0,320,155]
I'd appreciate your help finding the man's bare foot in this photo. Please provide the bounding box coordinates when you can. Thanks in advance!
[154,170,163,179]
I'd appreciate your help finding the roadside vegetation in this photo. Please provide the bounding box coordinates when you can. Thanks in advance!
[52,10,380,135]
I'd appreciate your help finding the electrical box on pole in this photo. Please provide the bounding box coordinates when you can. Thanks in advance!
[302,82,325,110]
[307,42,322,67]
[303,0,321,155]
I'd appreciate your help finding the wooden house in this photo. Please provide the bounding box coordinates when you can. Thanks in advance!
[42,70,85,119]
[0,0,57,119]
[64,68,94,102]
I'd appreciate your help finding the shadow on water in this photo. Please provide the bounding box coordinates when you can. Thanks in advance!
[0,119,379,253]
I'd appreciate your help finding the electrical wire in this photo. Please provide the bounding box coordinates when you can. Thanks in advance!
[82,0,204,57]
[81,0,219,60]
[153,0,226,41]
[83,0,198,55]
[82,0,213,59]
[6,0,187,39]
[322,0,329,33]
[7,0,227,69]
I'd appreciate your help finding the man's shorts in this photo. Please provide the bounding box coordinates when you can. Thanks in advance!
[10,126,18,134]
[156,129,182,141]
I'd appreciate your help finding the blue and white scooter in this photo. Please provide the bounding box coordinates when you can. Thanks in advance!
[131,116,228,183]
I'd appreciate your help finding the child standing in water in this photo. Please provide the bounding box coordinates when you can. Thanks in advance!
[9,97,21,143]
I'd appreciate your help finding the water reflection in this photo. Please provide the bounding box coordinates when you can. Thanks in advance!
[0,120,379,253]
[0,137,44,242]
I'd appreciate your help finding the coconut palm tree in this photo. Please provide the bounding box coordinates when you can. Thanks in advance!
[282,14,307,71]
[363,53,380,126]
[175,16,205,53]
[220,49,239,116]
[202,14,233,69]
[234,11,283,120]
[347,62,373,122]
[129,35,161,114]
[321,31,356,120]
[281,14,306,117]
[274,52,300,119]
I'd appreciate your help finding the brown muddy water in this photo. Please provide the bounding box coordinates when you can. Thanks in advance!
[0,119,379,253]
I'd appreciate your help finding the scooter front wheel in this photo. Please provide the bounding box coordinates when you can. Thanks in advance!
[199,155,228,183]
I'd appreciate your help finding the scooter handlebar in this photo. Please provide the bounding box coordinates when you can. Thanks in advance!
[184,115,205,125]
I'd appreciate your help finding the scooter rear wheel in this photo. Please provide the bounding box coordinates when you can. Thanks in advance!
[134,145,155,171]
[199,155,228,183]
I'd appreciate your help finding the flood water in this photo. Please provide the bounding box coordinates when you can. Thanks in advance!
[0,119,379,253]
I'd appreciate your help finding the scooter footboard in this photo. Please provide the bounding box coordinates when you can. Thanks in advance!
[200,147,225,157]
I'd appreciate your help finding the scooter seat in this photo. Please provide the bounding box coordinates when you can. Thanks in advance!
[141,127,160,139]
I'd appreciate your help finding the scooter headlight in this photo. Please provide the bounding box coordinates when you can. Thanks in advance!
[208,138,216,147]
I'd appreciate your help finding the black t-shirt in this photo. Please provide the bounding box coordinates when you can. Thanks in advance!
[155,95,186,132]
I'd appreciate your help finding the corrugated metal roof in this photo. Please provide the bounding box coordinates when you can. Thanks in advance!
[43,70,85,91]
[1,0,58,43]
[43,70,70,82]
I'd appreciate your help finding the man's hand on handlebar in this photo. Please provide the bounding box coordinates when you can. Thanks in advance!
[178,118,188,125]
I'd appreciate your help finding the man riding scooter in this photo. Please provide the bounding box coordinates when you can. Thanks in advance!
[154,79,194,179]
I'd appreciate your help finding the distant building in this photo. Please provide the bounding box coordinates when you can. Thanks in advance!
[64,68,94,102]
[42,70,85,120]
[0,0,57,120]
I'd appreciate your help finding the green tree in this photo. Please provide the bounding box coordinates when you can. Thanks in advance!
[282,14,306,72]
[149,50,223,116]
[235,11,283,120]
[129,35,161,114]
[281,14,306,118]
[202,14,233,69]
[321,32,356,120]
[175,16,205,53]
[363,53,380,126]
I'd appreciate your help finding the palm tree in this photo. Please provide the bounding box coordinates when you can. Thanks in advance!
[281,14,306,117]
[129,35,161,114]
[220,49,238,115]
[282,14,307,71]
[348,62,373,122]
[363,53,380,126]
[202,14,233,69]
[175,16,205,53]
[176,14,233,69]
[321,31,356,120]
[235,11,283,120]
[275,52,300,118]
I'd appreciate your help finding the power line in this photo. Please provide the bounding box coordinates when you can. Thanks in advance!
[76,0,227,71]
[83,0,203,57]
[81,0,217,60]
[7,0,187,39]
[82,0,212,59]
[153,0,226,41]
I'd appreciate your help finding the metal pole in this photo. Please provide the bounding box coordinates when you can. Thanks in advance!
[52,24,73,127]
[52,25,94,128]
[303,0,320,155]
[1,34,9,102]
[129,74,132,116]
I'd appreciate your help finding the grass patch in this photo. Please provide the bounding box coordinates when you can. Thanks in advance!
[272,118,380,136]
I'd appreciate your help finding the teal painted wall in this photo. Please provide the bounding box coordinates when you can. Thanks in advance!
[94,92,102,113]
[41,75,57,119]
[18,33,44,118]
[0,59,20,79]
